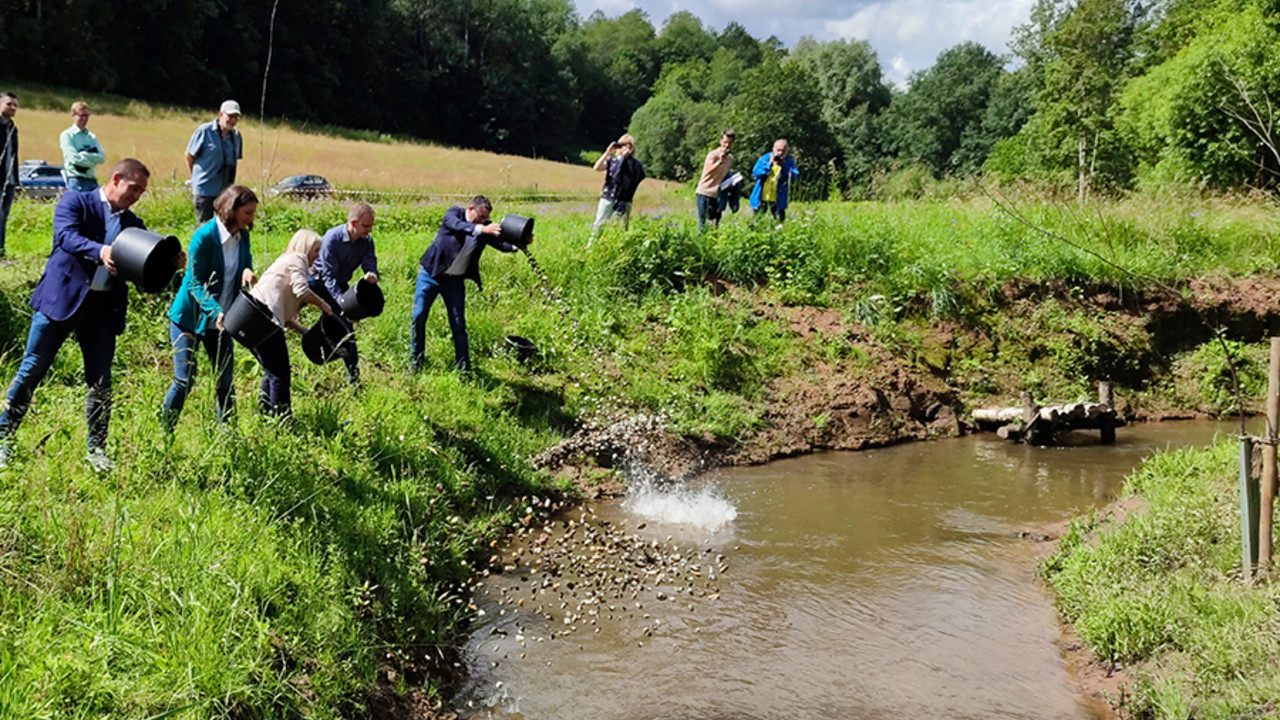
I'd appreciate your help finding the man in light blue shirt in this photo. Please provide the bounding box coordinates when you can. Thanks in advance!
[60,101,106,192]
[185,100,242,222]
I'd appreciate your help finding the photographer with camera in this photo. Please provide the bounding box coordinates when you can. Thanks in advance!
[749,138,800,225]
[588,134,645,244]
[60,102,106,192]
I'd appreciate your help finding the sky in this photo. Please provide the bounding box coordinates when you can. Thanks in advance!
[575,0,1036,88]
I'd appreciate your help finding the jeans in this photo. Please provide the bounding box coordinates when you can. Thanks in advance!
[251,330,291,416]
[194,195,216,223]
[590,198,632,241]
[0,183,14,256]
[0,302,116,451]
[307,277,359,383]
[65,175,99,192]
[160,322,235,428]
[696,193,720,233]
[411,269,469,370]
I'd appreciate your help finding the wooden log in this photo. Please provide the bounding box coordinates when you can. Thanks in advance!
[997,423,1022,440]
[973,407,1022,423]
[1039,407,1061,422]
[1067,403,1088,420]
[1084,403,1103,420]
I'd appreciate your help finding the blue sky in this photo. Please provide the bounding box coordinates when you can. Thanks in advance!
[575,0,1035,88]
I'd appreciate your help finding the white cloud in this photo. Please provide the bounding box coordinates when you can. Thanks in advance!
[573,0,1035,88]
[822,0,1033,86]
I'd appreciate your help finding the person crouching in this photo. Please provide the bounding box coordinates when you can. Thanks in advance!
[248,229,335,416]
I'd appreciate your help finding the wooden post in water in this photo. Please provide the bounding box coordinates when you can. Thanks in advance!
[1259,338,1280,573]
[1021,392,1037,445]
[1098,380,1115,444]
[1241,436,1259,581]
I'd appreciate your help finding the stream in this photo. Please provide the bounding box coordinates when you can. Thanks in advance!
[454,420,1234,719]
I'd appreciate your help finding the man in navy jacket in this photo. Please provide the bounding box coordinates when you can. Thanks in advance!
[0,158,160,471]
[411,195,523,373]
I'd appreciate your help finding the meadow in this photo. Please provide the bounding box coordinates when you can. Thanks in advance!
[2,106,1280,715]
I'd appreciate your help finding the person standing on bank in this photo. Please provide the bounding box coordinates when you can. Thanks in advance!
[695,129,735,233]
[185,100,243,222]
[749,139,800,224]
[589,134,645,244]
[309,202,378,386]
[412,196,526,374]
[0,159,180,471]
[60,102,106,192]
[0,92,19,259]
[249,229,334,416]
[160,185,257,430]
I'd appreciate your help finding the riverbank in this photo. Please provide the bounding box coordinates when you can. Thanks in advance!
[1,192,1277,717]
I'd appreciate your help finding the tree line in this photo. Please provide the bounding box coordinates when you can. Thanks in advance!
[2,0,1277,197]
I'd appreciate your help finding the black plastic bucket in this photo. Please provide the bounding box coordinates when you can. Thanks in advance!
[337,279,385,321]
[505,334,537,363]
[499,214,534,247]
[302,314,354,365]
[112,228,182,293]
[223,290,281,349]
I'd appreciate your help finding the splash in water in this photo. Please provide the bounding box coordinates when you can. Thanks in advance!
[622,474,738,532]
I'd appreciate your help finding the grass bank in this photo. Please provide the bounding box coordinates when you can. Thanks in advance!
[1041,440,1280,718]
[1,189,1279,716]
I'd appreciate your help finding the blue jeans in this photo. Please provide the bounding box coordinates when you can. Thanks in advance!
[411,269,469,370]
[160,322,235,428]
[0,302,116,450]
[65,175,98,192]
[0,183,14,256]
[696,193,720,233]
[251,330,291,415]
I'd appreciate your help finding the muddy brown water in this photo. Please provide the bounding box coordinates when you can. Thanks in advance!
[455,421,1234,719]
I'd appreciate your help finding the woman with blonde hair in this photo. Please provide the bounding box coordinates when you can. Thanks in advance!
[248,229,334,415]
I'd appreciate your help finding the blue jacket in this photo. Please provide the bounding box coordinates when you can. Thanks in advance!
[169,219,253,335]
[30,190,145,335]
[748,153,800,213]
[419,206,517,291]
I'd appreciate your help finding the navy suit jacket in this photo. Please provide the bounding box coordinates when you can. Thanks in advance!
[419,206,516,291]
[30,190,144,335]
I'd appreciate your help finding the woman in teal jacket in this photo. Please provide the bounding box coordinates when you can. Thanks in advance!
[160,185,257,429]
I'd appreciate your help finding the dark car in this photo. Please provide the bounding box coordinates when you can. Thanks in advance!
[267,174,333,199]
[18,160,67,201]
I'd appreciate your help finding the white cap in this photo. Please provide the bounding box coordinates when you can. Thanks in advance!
[220,100,242,116]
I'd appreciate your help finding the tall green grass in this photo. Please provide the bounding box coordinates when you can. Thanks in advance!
[1,189,1278,716]
[1042,440,1280,718]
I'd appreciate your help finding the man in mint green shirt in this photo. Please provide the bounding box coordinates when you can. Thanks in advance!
[60,101,106,192]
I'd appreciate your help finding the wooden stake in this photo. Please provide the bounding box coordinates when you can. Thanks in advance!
[1099,381,1115,444]
[1259,338,1280,573]
[1241,436,1259,581]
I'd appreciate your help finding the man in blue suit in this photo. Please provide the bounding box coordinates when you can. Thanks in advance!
[0,158,174,471]
[411,195,525,373]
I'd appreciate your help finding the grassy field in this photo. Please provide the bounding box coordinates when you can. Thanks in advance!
[2,114,1280,715]
[4,82,683,202]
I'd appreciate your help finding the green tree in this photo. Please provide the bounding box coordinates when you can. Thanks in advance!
[1011,0,1141,196]
[790,37,892,186]
[728,58,837,199]
[655,11,719,66]
[883,42,1007,175]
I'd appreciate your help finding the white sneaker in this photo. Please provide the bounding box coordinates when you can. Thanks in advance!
[0,442,10,470]
[86,447,114,473]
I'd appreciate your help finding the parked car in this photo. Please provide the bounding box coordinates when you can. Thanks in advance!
[267,174,333,199]
[18,161,67,201]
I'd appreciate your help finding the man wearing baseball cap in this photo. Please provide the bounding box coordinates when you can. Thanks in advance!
[185,100,243,222]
